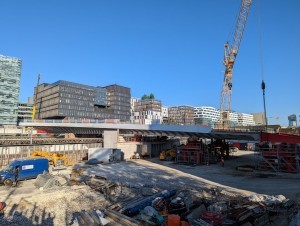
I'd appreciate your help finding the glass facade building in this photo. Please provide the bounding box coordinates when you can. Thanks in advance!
[34,80,131,121]
[0,55,22,125]
[194,106,220,126]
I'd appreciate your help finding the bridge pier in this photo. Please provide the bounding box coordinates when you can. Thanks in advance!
[103,130,118,148]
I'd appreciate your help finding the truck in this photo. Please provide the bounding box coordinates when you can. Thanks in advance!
[0,158,49,186]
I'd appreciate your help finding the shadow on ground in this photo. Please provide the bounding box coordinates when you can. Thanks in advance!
[0,197,55,226]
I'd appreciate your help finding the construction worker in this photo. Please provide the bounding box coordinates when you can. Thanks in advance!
[14,166,20,187]
[221,158,225,167]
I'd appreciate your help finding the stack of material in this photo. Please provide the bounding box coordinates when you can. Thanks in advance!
[71,209,141,226]
[86,176,117,198]
[34,173,57,190]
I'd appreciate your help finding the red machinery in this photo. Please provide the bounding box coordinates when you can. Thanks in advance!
[257,132,300,173]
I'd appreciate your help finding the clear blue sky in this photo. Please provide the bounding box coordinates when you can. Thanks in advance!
[1,0,299,126]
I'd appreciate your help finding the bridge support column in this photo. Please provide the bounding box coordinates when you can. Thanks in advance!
[103,130,118,148]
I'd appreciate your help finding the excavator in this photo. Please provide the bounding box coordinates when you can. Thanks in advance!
[160,146,176,161]
[30,150,73,167]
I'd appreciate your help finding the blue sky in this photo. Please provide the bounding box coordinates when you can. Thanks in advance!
[0,0,299,126]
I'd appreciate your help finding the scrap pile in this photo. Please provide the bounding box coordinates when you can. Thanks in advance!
[88,185,298,226]
[29,164,300,226]
[63,166,300,226]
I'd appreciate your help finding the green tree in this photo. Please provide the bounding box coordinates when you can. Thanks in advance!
[149,93,155,99]
[141,94,148,100]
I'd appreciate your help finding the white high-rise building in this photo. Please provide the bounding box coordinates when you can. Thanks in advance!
[229,112,239,126]
[194,106,220,126]
[194,106,255,127]
[238,113,255,126]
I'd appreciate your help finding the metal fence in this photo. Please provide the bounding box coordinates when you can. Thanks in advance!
[0,142,101,169]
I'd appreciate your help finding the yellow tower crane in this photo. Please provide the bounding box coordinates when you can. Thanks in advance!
[32,73,40,120]
[218,0,252,129]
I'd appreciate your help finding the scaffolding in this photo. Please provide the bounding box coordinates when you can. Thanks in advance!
[255,143,300,174]
[176,141,215,165]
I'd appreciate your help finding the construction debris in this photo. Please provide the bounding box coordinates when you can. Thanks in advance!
[0,202,6,214]
[34,173,57,190]
[3,156,299,226]
[57,165,300,225]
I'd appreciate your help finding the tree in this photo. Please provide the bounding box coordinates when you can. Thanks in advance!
[141,94,148,100]
[141,93,155,100]
[149,93,155,99]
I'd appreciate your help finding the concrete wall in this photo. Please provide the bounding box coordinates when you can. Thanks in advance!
[103,130,118,148]
[117,142,141,159]
[117,141,179,159]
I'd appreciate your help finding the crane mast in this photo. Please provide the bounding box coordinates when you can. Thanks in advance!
[219,0,252,129]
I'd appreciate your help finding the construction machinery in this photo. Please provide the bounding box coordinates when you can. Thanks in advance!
[218,0,252,129]
[30,150,73,167]
[160,147,176,161]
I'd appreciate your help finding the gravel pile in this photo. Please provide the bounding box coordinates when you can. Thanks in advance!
[0,185,108,226]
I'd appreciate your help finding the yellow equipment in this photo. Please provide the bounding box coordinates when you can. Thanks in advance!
[218,0,252,129]
[160,147,176,161]
[30,150,73,167]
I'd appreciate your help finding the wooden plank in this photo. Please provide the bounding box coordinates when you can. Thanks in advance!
[105,209,142,226]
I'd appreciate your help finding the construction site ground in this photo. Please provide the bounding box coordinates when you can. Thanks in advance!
[0,150,299,225]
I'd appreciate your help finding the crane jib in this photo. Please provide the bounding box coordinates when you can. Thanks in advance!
[218,0,252,129]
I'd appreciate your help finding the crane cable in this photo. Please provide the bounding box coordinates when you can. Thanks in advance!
[256,0,268,131]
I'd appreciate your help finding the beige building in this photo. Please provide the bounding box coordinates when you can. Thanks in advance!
[168,106,194,125]
[132,98,162,124]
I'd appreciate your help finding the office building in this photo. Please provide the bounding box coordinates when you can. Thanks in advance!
[168,106,194,125]
[0,55,22,125]
[194,106,255,127]
[288,114,297,127]
[161,107,169,124]
[18,97,34,121]
[252,112,267,125]
[132,98,162,124]
[130,97,140,123]
[194,106,220,126]
[34,80,131,121]
[237,113,255,126]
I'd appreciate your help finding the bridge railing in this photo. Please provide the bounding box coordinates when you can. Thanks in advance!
[20,119,128,124]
